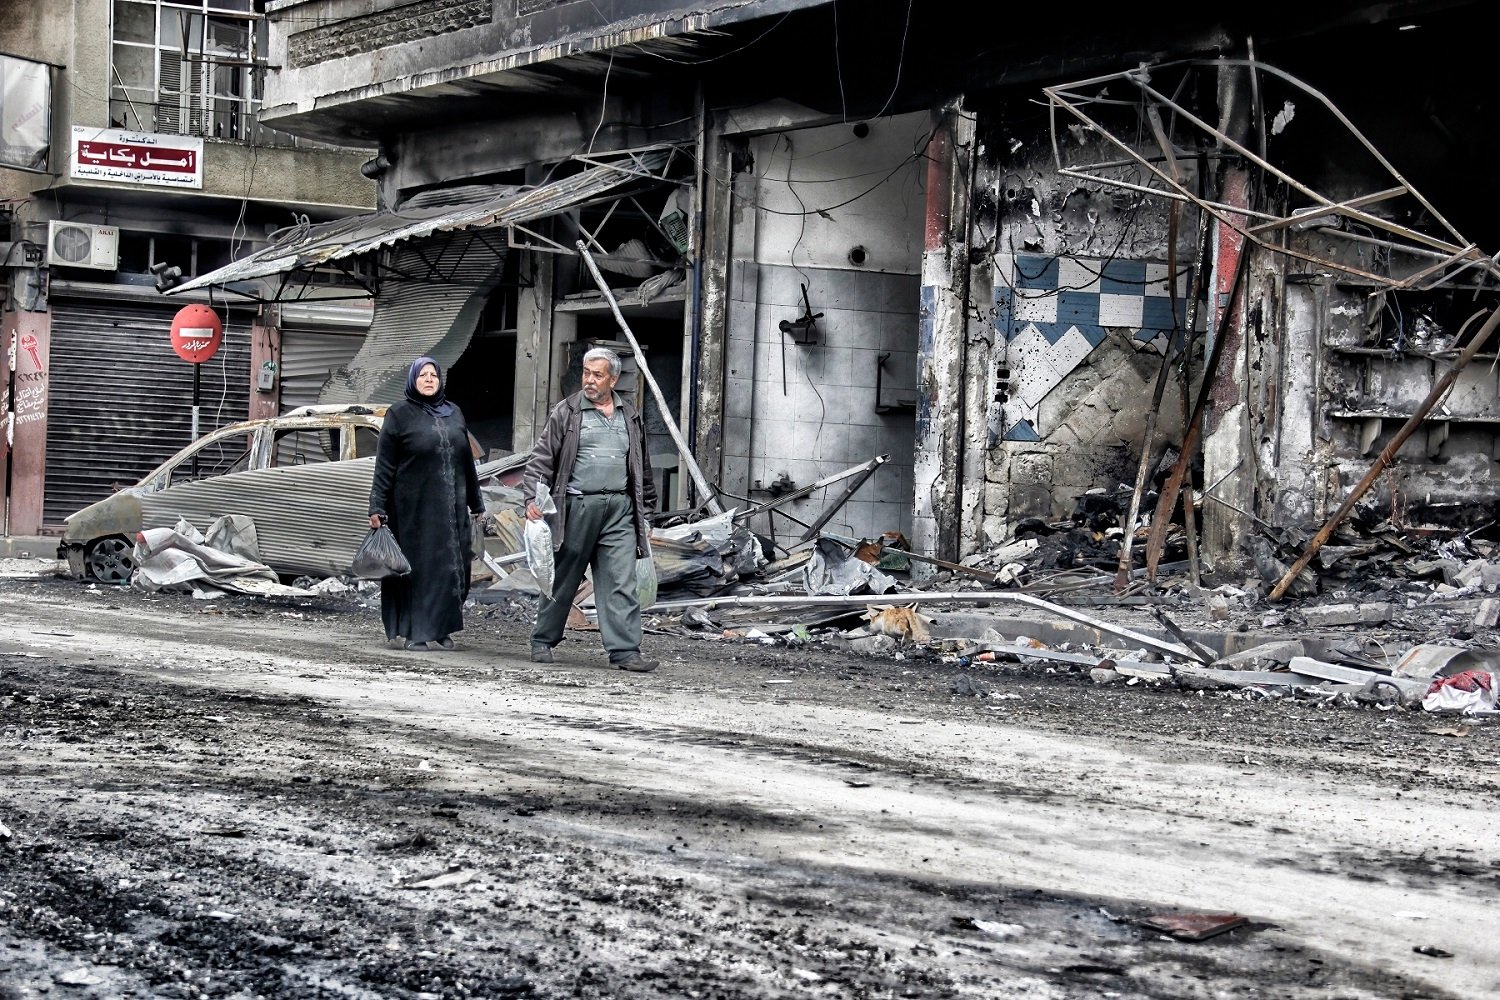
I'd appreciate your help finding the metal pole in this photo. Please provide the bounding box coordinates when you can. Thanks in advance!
[190,361,201,477]
[575,241,724,515]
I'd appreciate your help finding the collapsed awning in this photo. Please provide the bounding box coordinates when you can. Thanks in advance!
[168,146,680,300]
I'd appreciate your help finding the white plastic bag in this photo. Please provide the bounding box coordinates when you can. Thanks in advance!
[636,539,657,611]
[525,484,557,599]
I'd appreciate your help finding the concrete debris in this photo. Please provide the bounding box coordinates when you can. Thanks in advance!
[1302,602,1395,627]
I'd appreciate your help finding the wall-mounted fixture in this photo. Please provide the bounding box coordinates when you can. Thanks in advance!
[359,147,396,179]
[848,245,867,267]
[778,282,823,345]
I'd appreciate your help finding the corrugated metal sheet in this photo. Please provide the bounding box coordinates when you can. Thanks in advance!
[168,149,672,294]
[139,458,377,579]
[317,230,503,407]
[279,328,365,413]
[279,300,373,330]
[45,299,253,527]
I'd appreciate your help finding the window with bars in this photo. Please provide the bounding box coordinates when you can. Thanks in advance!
[109,0,284,145]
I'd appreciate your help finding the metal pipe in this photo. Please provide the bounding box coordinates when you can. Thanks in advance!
[644,589,1196,661]
[575,241,724,515]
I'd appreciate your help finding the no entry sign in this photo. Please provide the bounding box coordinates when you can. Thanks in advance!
[170,304,223,364]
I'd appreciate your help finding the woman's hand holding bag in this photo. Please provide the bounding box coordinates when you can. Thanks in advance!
[353,516,412,579]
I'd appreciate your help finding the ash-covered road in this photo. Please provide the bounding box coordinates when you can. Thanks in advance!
[1,565,1494,999]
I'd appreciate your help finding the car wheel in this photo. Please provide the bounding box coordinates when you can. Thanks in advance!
[86,535,137,584]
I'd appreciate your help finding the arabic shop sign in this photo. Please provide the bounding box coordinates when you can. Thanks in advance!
[69,126,203,190]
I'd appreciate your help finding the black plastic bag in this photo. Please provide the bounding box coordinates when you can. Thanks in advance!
[352,525,412,579]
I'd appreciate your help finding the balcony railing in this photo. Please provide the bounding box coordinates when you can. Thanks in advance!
[107,97,335,150]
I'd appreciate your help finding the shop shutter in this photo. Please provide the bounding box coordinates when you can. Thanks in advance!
[44,298,252,526]
[278,329,367,414]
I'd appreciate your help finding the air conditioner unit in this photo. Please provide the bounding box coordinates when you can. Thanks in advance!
[47,221,119,271]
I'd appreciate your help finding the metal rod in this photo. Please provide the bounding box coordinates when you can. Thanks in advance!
[645,590,1197,661]
[796,457,887,541]
[576,241,724,515]
[1146,234,1250,579]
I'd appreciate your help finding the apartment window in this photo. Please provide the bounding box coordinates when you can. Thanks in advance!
[109,0,274,144]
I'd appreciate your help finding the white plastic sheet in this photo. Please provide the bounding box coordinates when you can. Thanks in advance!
[133,517,311,598]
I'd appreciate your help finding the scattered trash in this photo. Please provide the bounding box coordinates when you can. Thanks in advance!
[1413,945,1454,959]
[1424,725,1471,737]
[1421,670,1498,714]
[1140,911,1249,941]
[134,517,313,598]
[399,866,477,890]
[57,968,106,987]
[971,919,1027,940]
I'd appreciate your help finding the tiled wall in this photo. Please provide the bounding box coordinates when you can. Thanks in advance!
[723,262,919,548]
[718,115,927,551]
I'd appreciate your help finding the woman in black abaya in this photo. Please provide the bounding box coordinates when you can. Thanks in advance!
[368,357,483,651]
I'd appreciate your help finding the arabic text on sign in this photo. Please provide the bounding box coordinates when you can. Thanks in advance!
[77,141,197,174]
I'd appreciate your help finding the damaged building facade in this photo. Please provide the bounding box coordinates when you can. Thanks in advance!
[0,0,375,540]
[148,0,1499,583]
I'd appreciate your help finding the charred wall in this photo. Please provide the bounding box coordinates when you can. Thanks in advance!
[974,103,1194,548]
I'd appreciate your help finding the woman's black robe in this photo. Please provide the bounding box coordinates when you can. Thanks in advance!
[369,400,482,644]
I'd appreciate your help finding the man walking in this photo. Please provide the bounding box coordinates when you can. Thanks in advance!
[523,347,659,672]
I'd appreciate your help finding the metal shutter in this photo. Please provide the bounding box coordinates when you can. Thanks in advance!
[44,298,252,526]
[278,328,365,413]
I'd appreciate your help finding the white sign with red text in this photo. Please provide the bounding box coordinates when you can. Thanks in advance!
[70,126,203,189]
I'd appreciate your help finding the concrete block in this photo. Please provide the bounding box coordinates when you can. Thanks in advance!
[1212,639,1306,671]
[1476,599,1500,628]
[1302,602,1394,627]
[1008,484,1052,520]
[1010,451,1053,487]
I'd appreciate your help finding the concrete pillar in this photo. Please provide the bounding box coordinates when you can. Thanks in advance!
[513,249,555,450]
[912,106,973,572]
[0,314,11,532]
[4,309,50,534]
[693,122,737,499]
[1200,167,1257,568]
[249,304,281,420]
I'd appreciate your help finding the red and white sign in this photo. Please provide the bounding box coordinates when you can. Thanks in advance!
[170,305,223,364]
[70,126,203,190]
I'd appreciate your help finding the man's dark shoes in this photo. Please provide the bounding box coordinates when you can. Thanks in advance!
[530,645,554,663]
[615,655,658,673]
[405,640,429,651]
[435,636,456,650]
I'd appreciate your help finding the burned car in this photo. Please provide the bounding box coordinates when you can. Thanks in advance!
[57,404,521,583]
